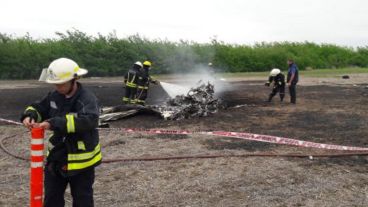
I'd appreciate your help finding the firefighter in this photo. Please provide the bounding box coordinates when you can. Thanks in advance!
[123,61,143,104]
[265,68,285,102]
[20,58,101,207]
[135,61,158,105]
[208,62,215,75]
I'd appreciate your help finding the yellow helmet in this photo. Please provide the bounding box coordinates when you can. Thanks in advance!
[143,61,152,67]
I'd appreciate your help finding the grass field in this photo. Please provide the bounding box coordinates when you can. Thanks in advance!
[218,67,368,78]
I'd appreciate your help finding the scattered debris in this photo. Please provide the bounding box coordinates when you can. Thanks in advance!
[99,81,223,123]
[99,109,139,122]
[231,104,248,108]
[151,81,223,120]
[99,104,159,123]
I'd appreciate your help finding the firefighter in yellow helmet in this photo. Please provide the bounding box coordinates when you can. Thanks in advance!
[20,57,101,207]
[135,60,159,105]
[123,61,143,104]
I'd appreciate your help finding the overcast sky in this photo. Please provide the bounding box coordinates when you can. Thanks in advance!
[1,0,367,47]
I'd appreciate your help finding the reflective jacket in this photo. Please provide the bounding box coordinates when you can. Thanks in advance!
[20,82,101,176]
[137,69,150,89]
[124,68,141,88]
[137,68,157,90]
[267,73,285,87]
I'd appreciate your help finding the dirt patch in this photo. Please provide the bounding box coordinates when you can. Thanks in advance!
[1,77,368,206]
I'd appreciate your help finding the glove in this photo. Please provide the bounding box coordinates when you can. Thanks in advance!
[264,82,270,87]
[20,110,38,123]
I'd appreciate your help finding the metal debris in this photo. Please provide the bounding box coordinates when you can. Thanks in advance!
[99,81,223,122]
[150,81,223,120]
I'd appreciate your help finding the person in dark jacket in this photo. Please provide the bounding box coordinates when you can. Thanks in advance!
[287,59,299,104]
[136,61,159,105]
[20,58,101,207]
[265,68,285,102]
[123,61,143,104]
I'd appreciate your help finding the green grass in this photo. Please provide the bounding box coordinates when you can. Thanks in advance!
[217,68,368,78]
[300,68,368,77]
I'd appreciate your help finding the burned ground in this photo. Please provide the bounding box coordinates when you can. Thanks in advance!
[1,77,368,206]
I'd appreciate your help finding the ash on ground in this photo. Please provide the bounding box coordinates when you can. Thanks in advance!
[151,81,224,120]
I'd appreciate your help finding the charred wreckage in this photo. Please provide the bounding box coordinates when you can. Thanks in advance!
[99,81,224,124]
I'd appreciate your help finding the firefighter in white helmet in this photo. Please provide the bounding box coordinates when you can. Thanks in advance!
[135,60,159,105]
[208,62,215,76]
[265,68,285,102]
[123,61,143,104]
[21,57,101,207]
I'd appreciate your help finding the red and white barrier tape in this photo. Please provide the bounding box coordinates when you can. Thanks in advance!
[207,131,368,151]
[103,127,368,151]
[2,117,368,151]
[0,117,23,126]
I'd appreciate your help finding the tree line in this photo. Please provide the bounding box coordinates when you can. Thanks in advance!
[0,30,367,79]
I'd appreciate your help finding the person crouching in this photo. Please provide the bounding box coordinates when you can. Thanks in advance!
[265,68,285,102]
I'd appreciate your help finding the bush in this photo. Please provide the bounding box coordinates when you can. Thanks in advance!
[0,30,366,79]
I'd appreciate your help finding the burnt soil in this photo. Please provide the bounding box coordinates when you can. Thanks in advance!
[1,79,368,206]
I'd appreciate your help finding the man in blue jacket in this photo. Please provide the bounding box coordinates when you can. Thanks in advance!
[21,58,101,207]
[287,59,299,104]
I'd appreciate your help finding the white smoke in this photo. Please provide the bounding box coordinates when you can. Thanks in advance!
[160,64,232,98]
[159,44,232,97]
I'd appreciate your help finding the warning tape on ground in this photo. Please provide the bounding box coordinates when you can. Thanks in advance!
[0,118,23,126]
[2,117,368,151]
[101,127,368,151]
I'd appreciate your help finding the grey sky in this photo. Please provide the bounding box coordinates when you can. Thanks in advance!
[1,0,367,47]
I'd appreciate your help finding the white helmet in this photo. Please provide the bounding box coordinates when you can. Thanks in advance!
[134,61,143,68]
[270,68,281,77]
[208,62,213,66]
[39,58,88,84]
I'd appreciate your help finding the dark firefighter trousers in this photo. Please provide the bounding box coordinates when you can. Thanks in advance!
[269,85,285,102]
[136,87,148,105]
[44,167,95,207]
[123,86,137,104]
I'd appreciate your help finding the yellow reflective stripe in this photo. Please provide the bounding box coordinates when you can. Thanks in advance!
[74,66,79,73]
[58,71,72,79]
[126,83,137,87]
[68,144,101,161]
[67,151,102,170]
[66,114,75,133]
[126,74,137,87]
[77,141,86,151]
[25,106,42,122]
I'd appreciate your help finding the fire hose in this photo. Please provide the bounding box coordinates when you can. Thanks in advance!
[1,117,368,163]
